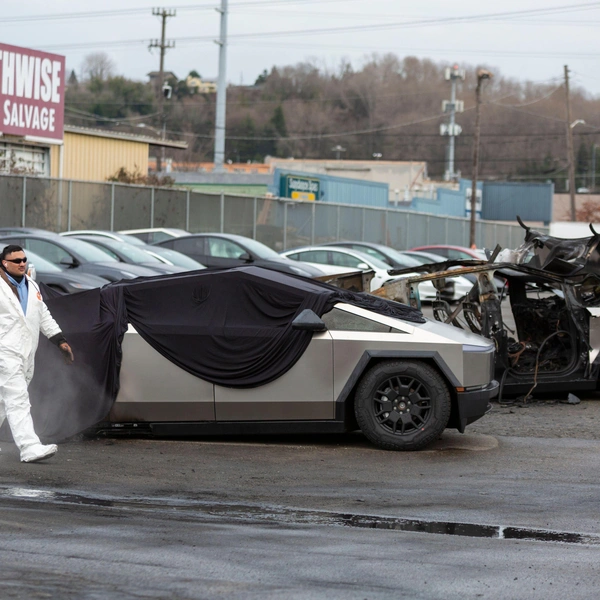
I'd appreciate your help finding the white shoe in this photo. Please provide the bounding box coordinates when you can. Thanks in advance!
[21,443,58,463]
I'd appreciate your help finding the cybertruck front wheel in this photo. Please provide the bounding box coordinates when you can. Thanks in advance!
[354,360,451,451]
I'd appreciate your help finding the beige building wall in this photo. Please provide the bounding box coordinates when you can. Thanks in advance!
[265,158,428,203]
[50,131,149,182]
[553,193,600,222]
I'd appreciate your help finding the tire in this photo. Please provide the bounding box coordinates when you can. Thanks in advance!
[354,360,451,451]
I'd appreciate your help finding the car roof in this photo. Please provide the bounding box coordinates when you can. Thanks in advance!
[119,228,189,236]
[320,241,385,249]
[60,230,147,245]
[284,245,378,261]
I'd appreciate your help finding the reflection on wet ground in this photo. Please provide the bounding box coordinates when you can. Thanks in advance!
[0,485,596,546]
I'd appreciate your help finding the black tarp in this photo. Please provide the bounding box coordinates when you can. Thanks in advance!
[9,266,424,441]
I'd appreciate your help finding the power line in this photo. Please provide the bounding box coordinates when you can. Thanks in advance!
[34,2,600,51]
[0,0,351,23]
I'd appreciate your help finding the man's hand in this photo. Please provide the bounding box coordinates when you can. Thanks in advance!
[59,342,74,365]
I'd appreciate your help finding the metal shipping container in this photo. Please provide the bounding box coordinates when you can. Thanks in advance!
[270,168,389,207]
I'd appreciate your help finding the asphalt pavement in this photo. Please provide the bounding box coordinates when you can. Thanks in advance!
[1,424,600,599]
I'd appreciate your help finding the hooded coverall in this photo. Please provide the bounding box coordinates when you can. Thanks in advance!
[0,272,62,454]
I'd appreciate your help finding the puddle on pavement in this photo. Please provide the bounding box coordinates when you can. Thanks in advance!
[0,485,597,546]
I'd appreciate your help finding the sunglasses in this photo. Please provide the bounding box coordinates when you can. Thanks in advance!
[5,257,27,264]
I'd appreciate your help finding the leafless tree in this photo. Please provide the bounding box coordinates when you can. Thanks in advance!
[80,52,115,82]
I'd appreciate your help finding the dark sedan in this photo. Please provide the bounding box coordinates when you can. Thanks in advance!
[27,250,109,294]
[60,230,205,270]
[155,233,324,278]
[0,234,161,282]
[70,236,187,275]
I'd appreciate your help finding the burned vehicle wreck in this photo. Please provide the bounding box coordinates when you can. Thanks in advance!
[387,220,600,400]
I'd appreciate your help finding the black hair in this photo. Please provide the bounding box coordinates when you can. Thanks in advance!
[1,245,24,261]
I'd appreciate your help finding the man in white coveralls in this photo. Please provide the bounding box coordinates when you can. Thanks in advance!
[0,244,74,463]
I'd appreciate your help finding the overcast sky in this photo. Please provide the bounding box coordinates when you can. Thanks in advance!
[3,0,600,95]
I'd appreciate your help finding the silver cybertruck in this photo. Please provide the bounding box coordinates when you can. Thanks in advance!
[101,271,497,451]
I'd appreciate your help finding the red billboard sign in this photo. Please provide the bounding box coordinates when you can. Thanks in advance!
[0,43,65,143]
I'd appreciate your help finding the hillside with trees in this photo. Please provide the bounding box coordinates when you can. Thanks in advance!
[65,52,600,190]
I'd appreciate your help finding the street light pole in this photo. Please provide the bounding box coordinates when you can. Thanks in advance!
[213,0,228,173]
[470,69,492,249]
[593,144,598,192]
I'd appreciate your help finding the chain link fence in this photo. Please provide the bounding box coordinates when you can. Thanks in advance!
[0,174,534,251]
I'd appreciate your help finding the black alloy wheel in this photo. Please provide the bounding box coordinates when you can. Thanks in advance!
[354,360,451,450]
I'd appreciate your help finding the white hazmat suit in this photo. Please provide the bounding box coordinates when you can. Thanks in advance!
[0,271,64,462]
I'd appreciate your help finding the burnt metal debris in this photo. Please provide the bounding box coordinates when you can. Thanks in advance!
[336,218,600,401]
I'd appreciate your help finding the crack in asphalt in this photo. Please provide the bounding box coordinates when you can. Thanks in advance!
[0,484,597,546]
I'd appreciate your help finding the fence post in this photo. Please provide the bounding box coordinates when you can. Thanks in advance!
[253,197,257,240]
[57,178,63,232]
[311,203,315,245]
[336,205,341,241]
[283,202,288,250]
[361,208,366,241]
[220,192,224,233]
[405,212,410,249]
[21,176,27,227]
[445,217,449,244]
[67,180,73,231]
[384,210,389,245]
[150,187,155,227]
[110,183,115,231]
[186,189,190,231]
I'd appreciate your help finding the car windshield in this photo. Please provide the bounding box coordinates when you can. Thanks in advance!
[90,239,162,263]
[339,250,390,270]
[236,238,280,259]
[150,248,203,269]
[375,247,423,268]
[60,237,119,262]
[404,252,445,264]
[26,250,62,273]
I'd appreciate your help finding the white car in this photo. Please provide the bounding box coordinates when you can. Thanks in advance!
[118,228,190,245]
[281,246,455,301]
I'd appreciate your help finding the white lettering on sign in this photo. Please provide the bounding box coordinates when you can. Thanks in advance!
[0,51,61,104]
[3,100,56,132]
[288,177,319,193]
[15,54,35,99]
[2,52,15,96]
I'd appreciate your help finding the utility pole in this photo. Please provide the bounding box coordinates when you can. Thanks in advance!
[593,144,598,192]
[213,0,228,173]
[441,64,465,181]
[149,8,176,173]
[564,65,577,221]
[470,69,492,248]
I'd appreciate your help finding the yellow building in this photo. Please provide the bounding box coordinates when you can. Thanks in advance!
[185,76,217,94]
[0,125,186,182]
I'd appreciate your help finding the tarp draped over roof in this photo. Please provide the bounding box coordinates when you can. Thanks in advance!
[22,266,424,441]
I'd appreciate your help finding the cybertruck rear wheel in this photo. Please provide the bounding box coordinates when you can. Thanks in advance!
[354,360,451,451]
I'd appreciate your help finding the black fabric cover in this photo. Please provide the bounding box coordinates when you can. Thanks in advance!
[17,266,424,441]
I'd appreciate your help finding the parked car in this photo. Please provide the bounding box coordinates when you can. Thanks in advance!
[70,266,496,450]
[60,230,205,270]
[68,235,188,275]
[281,245,453,301]
[27,249,109,294]
[154,233,325,278]
[410,244,488,261]
[61,230,149,246]
[0,234,162,282]
[404,249,507,294]
[119,228,190,244]
[0,227,59,237]
[320,241,473,300]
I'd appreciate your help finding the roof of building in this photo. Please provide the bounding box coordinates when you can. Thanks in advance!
[64,125,188,149]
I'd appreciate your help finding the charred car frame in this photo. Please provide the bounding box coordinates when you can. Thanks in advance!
[387,219,600,400]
